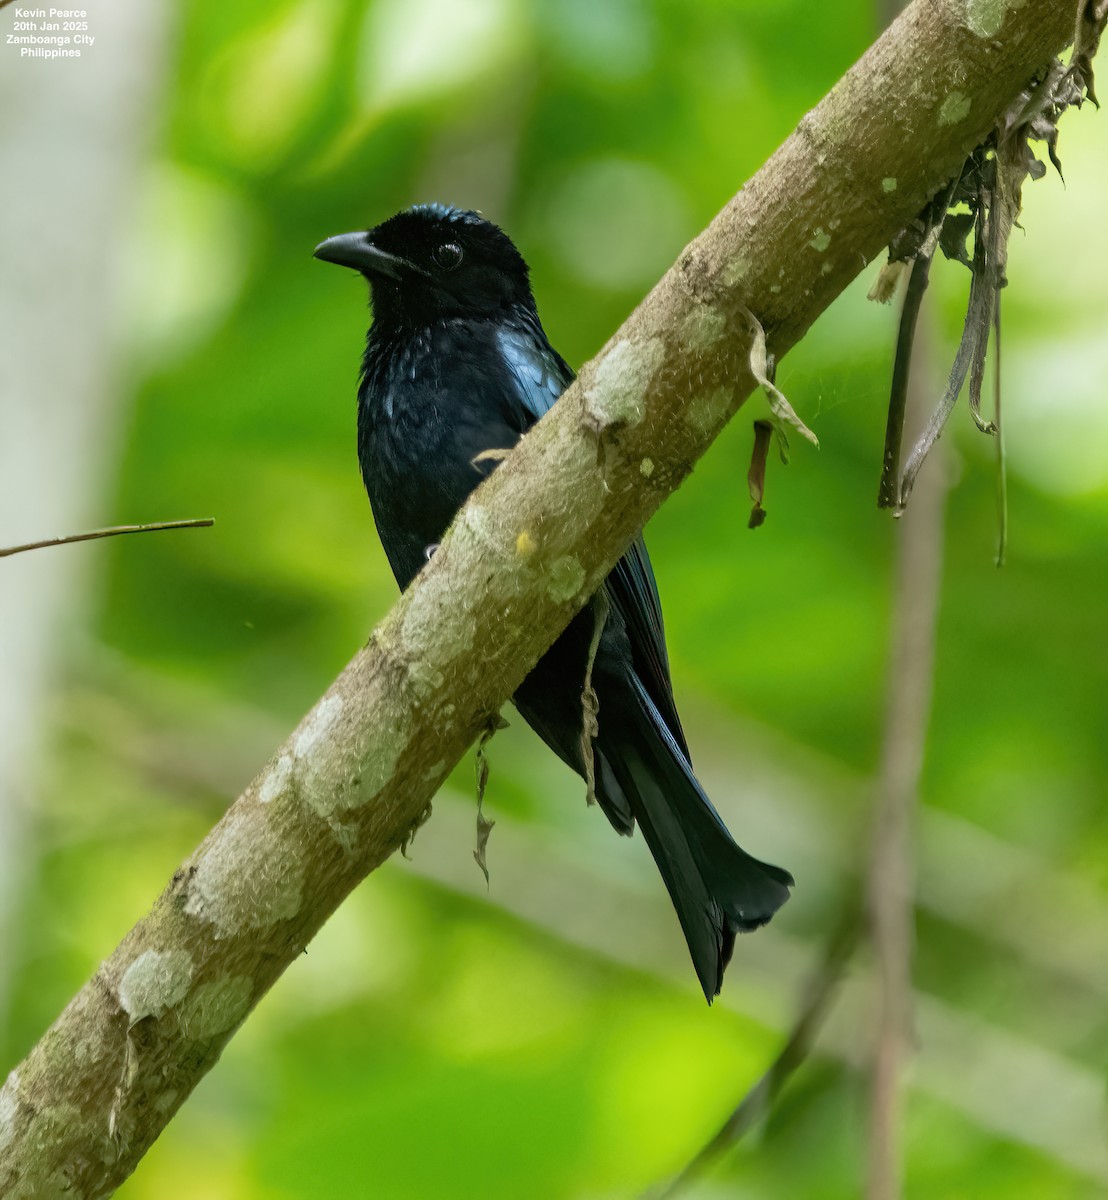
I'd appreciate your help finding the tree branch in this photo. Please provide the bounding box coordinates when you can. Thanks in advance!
[0,2,1079,1193]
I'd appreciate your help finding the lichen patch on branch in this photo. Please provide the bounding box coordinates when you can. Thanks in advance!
[686,385,737,438]
[178,975,253,1040]
[963,0,1026,39]
[722,254,751,287]
[184,810,304,936]
[679,305,727,351]
[939,91,972,124]
[398,564,478,669]
[294,694,344,760]
[545,555,586,602]
[583,337,665,428]
[0,1075,18,1153]
[259,754,293,804]
[118,950,194,1023]
[457,501,502,555]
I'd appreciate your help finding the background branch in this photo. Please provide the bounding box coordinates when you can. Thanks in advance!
[866,298,948,1200]
[0,1,1079,1194]
[654,905,861,1198]
[0,520,214,559]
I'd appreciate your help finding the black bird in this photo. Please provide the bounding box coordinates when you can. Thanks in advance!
[315,204,792,999]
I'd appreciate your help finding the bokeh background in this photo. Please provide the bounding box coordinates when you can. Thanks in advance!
[2,1,1106,1197]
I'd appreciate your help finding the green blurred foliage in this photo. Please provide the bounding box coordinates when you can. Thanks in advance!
[6,0,1108,1196]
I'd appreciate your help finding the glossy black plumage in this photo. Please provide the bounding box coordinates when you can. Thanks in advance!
[315,204,793,999]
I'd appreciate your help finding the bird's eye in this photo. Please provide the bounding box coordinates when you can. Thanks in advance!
[432,242,463,271]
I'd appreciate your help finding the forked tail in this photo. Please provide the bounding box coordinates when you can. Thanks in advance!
[595,675,793,1000]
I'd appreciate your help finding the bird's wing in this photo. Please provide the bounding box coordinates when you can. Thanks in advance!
[497,323,690,761]
[608,538,690,760]
[495,324,572,423]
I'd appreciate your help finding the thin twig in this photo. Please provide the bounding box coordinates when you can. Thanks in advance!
[878,174,960,509]
[653,905,862,1198]
[898,205,992,508]
[0,519,214,559]
[966,177,999,437]
[878,232,939,508]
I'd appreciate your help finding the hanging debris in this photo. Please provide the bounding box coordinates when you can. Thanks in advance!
[874,26,1106,531]
[739,325,816,528]
[473,713,508,885]
[747,420,774,529]
[579,588,611,806]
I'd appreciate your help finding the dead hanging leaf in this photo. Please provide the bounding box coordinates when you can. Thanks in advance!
[747,421,773,529]
[473,713,508,885]
[580,589,610,806]
[743,308,820,453]
[868,259,908,305]
[473,810,495,885]
[937,210,976,269]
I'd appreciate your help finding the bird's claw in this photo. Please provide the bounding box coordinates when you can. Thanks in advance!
[471,447,511,472]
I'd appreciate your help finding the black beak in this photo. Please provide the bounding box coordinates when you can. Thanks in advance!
[313,232,418,280]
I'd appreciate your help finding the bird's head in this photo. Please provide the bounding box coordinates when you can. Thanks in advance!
[314,204,535,328]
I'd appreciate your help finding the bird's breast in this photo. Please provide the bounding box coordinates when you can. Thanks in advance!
[358,380,521,585]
